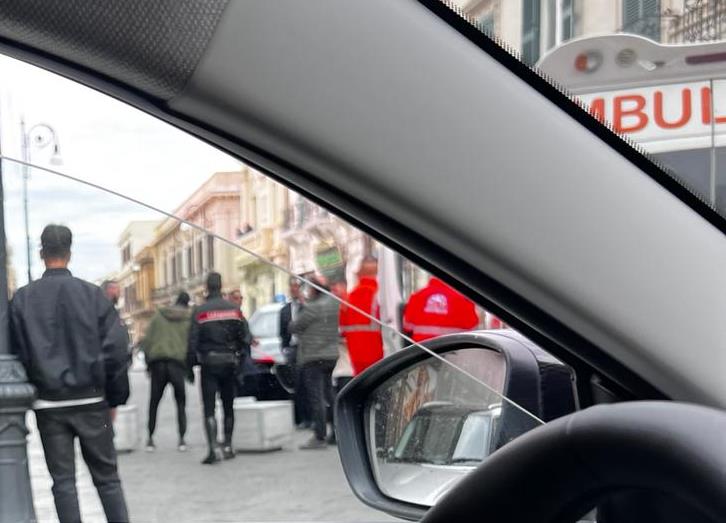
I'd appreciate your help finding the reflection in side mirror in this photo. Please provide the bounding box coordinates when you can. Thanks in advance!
[366,348,508,506]
[336,331,577,520]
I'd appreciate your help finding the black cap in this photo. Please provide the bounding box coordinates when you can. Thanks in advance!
[40,224,72,259]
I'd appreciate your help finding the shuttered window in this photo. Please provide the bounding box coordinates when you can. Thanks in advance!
[622,0,661,41]
[561,0,573,41]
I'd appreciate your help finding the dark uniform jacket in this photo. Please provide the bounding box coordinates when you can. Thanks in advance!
[9,268,130,407]
[187,293,246,368]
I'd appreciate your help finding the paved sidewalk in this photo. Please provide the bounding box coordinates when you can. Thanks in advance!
[28,369,394,522]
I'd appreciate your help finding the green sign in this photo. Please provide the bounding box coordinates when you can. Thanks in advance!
[315,245,345,280]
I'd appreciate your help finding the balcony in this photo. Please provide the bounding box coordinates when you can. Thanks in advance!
[666,1,726,43]
[152,272,209,303]
[280,200,336,246]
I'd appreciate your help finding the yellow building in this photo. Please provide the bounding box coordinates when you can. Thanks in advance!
[117,220,159,345]
[236,166,290,315]
[151,171,244,306]
[126,244,156,345]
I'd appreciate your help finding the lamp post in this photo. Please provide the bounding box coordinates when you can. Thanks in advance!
[20,117,62,284]
[0,119,37,522]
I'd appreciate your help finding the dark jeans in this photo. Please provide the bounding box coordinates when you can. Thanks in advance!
[294,363,311,425]
[35,403,129,523]
[302,360,336,441]
[200,365,236,442]
[147,360,187,440]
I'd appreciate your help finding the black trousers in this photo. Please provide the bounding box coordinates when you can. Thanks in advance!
[301,360,336,441]
[147,360,187,440]
[294,363,311,425]
[35,403,129,523]
[200,365,236,442]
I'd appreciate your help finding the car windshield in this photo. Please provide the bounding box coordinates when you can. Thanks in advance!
[446,0,726,218]
[249,310,279,339]
[393,409,493,465]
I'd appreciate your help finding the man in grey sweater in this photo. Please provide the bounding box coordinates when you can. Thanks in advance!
[289,276,340,449]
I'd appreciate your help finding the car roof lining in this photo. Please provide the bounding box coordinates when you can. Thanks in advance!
[0,1,723,406]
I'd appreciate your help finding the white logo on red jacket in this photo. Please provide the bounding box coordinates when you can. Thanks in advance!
[423,293,449,315]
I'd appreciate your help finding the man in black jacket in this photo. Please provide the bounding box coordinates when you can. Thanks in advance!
[280,276,310,427]
[188,272,246,464]
[10,224,130,523]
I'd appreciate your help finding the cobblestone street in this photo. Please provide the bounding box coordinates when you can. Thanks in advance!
[28,368,393,522]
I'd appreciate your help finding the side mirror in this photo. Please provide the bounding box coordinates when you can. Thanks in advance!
[336,330,576,521]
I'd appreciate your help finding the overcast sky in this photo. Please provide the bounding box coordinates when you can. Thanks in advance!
[0,54,244,284]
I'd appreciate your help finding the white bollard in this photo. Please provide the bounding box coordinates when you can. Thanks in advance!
[234,399,294,451]
[215,398,294,451]
[113,404,139,452]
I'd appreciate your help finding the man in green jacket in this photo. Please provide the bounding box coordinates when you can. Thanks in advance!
[289,277,340,449]
[141,291,192,452]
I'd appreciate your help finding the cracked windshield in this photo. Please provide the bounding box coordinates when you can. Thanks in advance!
[0,52,542,522]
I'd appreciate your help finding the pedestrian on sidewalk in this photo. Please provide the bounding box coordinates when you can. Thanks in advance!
[330,278,353,445]
[228,289,258,397]
[340,256,384,375]
[402,276,479,343]
[289,276,340,449]
[280,276,311,428]
[141,291,193,453]
[188,272,247,464]
[10,224,130,523]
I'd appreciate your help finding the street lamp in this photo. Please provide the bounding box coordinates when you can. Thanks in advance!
[0,118,37,522]
[20,117,62,284]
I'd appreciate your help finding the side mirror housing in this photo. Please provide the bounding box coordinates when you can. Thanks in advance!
[335,330,576,521]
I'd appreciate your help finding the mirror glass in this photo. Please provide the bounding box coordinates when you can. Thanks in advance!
[366,347,539,507]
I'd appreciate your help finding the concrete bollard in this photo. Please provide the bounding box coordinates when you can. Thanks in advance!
[113,404,139,452]
[216,398,294,451]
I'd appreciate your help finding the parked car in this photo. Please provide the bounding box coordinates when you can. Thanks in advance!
[372,401,501,507]
[237,303,290,401]
[388,402,501,467]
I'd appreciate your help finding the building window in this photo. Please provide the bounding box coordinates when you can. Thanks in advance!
[170,252,177,284]
[258,192,269,227]
[561,0,573,42]
[522,0,542,66]
[206,235,215,270]
[176,251,183,282]
[622,0,660,42]
[186,246,194,277]
[121,243,132,265]
[197,240,204,272]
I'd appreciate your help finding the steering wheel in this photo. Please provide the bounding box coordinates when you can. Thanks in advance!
[422,402,726,523]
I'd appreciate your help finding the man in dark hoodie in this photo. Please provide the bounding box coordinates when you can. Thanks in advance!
[141,291,192,452]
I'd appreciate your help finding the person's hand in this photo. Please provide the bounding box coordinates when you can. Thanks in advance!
[110,408,117,423]
[251,338,260,347]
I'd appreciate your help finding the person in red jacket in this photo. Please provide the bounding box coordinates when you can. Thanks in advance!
[340,256,384,375]
[403,277,479,343]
